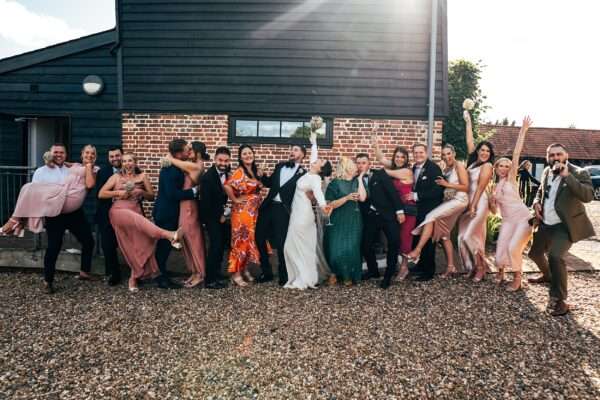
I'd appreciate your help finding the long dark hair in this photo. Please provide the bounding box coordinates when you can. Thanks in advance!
[467,141,495,167]
[319,160,333,179]
[237,144,258,179]
[391,146,410,169]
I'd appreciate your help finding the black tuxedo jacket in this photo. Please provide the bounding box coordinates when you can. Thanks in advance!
[152,166,195,225]
[364,169,405,222]
[413,159,444,217]
[199,165,229,224]
[260,162,306,211]
[95,165,116,227]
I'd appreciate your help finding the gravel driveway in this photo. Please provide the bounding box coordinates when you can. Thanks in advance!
[1,271,599,399]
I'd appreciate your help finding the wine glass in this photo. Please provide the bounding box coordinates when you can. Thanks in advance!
[353,192,360,212]
[321,207,333,226]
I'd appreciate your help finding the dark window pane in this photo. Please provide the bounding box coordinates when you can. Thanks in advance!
[258,120,280,137]
[236,120,257,137]
[281,121,305,138]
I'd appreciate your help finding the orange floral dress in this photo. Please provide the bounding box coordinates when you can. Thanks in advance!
[226,167,262,273]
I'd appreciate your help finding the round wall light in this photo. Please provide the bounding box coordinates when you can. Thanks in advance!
[82,75,104,96]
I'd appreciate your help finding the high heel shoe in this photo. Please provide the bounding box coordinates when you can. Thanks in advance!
[403,252,420,266]
[495,267,506,285]
[128,277,139,292]
[170,227,185,250]
[0,218,20,236]
[440,265,458,279]
[243,269,255,283]
[230,274,248,287]
[473,266,486,283]
[395,265,410,281]
[506,273,523,292]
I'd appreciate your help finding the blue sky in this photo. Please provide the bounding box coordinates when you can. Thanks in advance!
[1,0,599,129]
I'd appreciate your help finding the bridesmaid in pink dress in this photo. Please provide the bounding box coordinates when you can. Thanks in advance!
[489,116,534,291]
[163,141,208,288]
[99,153,183,292]
[373,140,416,279]
[1,145,98,236]
[458,110,495,282]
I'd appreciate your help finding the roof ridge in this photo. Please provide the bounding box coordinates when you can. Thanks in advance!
[0,29,116,74]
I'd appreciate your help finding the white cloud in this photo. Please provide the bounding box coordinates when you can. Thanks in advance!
[0,0,85,56]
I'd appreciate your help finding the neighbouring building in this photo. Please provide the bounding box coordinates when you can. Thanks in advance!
[0,0,448,221]
[483,124,600,179]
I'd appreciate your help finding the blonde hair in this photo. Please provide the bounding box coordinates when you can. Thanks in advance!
[336,156,356,178]
[494,157,511,169]
[122,152,137,163]
[80,144,96,156]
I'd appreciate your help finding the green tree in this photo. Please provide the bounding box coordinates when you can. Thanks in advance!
[443,60,489,159]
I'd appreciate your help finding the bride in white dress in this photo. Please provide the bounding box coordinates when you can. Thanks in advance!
[283,129,331,290]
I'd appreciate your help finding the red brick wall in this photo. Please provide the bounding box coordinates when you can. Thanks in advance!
[122,113,443,211]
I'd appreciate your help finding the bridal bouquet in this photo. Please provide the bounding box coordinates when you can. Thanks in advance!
[462,98,475,111]
[310,115,324,133]
[124,180,135,194]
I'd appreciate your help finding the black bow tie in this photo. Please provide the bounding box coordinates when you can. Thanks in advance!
[219,172,227,178]
[284,161,296,169]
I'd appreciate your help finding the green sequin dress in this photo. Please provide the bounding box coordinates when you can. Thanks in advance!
[324,178,363,282]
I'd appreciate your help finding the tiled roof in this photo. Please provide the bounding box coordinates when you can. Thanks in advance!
[482,124,600,160]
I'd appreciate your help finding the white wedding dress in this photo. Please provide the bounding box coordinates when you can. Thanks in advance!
[283,141,326,290]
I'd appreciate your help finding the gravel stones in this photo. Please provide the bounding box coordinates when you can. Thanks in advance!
[0,272,599,399]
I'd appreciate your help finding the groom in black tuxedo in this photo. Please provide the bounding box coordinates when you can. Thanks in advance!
[198,146,231,289]
[404,143,444,281]
[95,146,123,286]
[153,138,198,289]
[256,145,307,285]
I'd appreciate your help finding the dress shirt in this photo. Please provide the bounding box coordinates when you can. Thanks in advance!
[32,165,69,184]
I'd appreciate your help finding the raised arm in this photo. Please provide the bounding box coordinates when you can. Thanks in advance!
[509,116,533,181]
[464,110,475,155]
[371,135,393,168]
[383,168,406,180]
[309,131,318,164]
[166,155,204,184]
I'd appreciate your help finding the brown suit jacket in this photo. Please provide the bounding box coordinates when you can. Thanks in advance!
[533,163,595,243]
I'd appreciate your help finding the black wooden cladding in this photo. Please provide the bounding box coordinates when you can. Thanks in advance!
[120,0,448,118]
[0,43,121,159]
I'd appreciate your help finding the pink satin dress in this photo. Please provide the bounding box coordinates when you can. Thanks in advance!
[458,165,489,271]
[412,166,468,242]
[109,177,165,280]
[392,179,417,254]
[494,178,532,272]
[179,173,206,279]
[11,163,96,233]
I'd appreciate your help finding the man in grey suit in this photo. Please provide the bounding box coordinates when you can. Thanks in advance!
[528,143,595,316]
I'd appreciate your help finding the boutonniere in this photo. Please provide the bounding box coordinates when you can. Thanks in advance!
[297,168,305,175]
[421,176,428,180]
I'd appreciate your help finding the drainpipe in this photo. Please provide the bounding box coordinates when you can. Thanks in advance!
[426,0,439,158]
[110,0,124,109]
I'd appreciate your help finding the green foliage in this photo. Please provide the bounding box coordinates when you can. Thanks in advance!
[486,214,502,246]
[443,59,489,159]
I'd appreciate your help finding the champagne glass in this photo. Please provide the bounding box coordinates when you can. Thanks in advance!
[321,206,333,226]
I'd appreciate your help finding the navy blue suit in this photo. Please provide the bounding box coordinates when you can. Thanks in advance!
[153,166,195,277]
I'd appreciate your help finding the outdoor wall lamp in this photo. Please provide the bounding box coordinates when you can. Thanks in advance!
[82,75,104,96]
